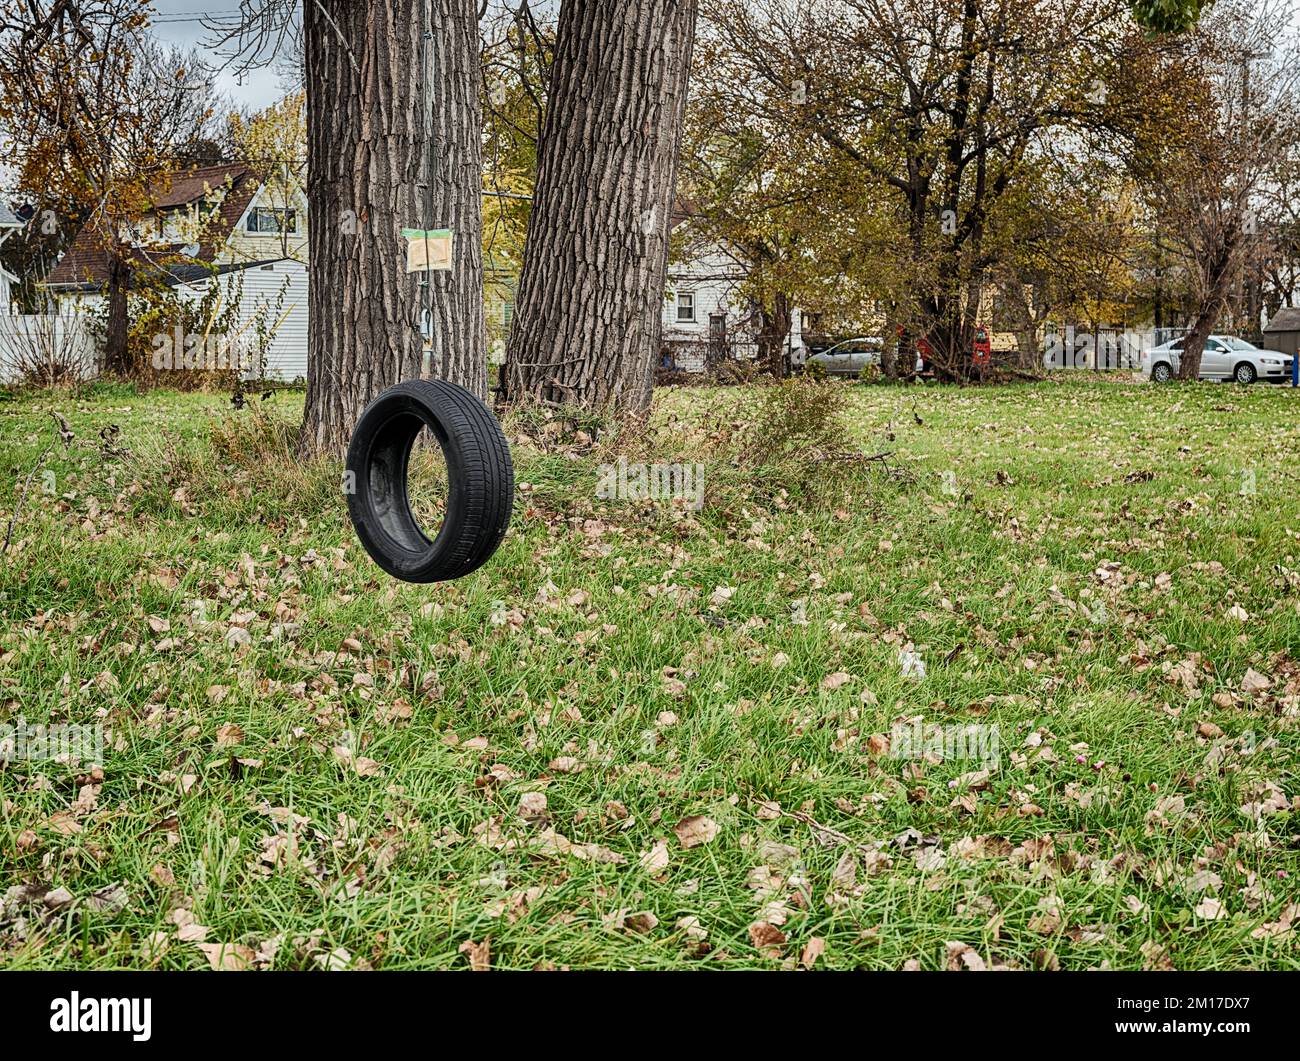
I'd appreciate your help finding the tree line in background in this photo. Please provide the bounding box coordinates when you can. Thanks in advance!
[0,0,307,381]
[683,0,1300,382]
[475,0,1288,387]
[0,0,1279,455]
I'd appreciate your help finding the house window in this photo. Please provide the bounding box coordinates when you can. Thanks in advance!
[676,291,695,322]
[247,207,298,235]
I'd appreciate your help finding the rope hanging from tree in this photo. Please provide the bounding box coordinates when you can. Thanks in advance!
[409,5,453,373]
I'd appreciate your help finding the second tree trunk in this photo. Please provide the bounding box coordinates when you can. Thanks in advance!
[505,0,697,414]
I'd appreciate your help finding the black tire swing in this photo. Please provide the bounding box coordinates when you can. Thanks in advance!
[346,380,513,583]
[344,14,513,584]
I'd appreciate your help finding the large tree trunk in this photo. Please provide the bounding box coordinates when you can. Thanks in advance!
[423,0,486,394]
[881,311,899,380]
[504,0,698,414]
[299,0,485,457]
[102,253,130,376]
[1015,324,1038,369]
[926,291,969,381]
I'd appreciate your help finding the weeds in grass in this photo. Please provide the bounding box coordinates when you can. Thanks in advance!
[130,400,336,526]
[208,402,299,468]
[504,398,613,453]
[703,376,911,511]
[500,376,908,520]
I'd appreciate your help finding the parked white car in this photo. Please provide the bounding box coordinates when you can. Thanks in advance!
[808,337,924,377]
[1141,335,1294,384]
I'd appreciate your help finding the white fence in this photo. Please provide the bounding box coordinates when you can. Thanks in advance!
[1042,326,1143,370]
[0,313,98,384]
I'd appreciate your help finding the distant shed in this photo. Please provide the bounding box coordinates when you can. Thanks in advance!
[1262,306,1300,357]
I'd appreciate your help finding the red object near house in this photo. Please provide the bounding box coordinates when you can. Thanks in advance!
[894,327,937,373]
[972,326,991,367]
[895,326,933,372]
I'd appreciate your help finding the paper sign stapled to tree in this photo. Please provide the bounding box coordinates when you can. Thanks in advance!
[403,228,453,273]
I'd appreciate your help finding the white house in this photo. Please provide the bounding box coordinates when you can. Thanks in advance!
[155,257,309,380]
[659,210,814,372]
[661,212,759,372]
[42,173,800,383]
[46,163,310,380]
[0,201,25,314]
[0,201,103,384]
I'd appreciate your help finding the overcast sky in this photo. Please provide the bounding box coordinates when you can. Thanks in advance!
[150,0,293,111]
[1,2,290,192]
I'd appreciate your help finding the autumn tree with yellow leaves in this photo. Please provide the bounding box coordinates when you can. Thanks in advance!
[0,0,221,375]
[228,91,307,263]
[692,0,1160,379]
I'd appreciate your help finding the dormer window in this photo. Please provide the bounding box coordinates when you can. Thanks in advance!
[123,215,169,248]
[160,207,199,245]
[247,207,298,235]
[196,195,222,219]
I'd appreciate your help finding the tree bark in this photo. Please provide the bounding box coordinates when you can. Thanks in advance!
[102,252,130,376]
[505,0,698,414]
[299,0,485,457]
[757,293,791,377]
[926,287,972,381]
[1179,235,1238,381]
[423,0,486,395]
[881,312,899,380]
[1179,301,1220,380]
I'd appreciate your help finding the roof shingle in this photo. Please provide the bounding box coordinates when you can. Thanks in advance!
[46,164,257,289]
[1264,306,1300,333]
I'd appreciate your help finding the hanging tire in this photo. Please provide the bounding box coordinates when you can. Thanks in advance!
[345,379,514,583]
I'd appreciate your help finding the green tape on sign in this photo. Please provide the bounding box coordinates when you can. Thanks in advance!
[404,228,453,273]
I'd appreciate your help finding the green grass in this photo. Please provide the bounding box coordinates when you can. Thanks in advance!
[0,375,1297,970]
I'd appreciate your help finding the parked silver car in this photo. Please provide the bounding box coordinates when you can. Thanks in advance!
[1141,335,1294,384]
[807,337,924,376]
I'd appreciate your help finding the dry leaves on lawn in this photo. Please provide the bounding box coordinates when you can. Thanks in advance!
[214,722,243,749]
[1194,898,1226,921]
[639,840,671,873]
[1242,668,1272,695]
[195,941,254,971]
[459,938,491,971]
[1251,903,1298,940]
[748,921,786,957]
[673,815,719,849]
[820,671,852,691]
[799,937,826,969]
[519,791,548,821]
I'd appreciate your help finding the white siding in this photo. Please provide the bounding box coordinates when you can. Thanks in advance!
[662,235,758,372]
[213,259,309,381]
[50,261,309,382]
[0,313,97,383]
